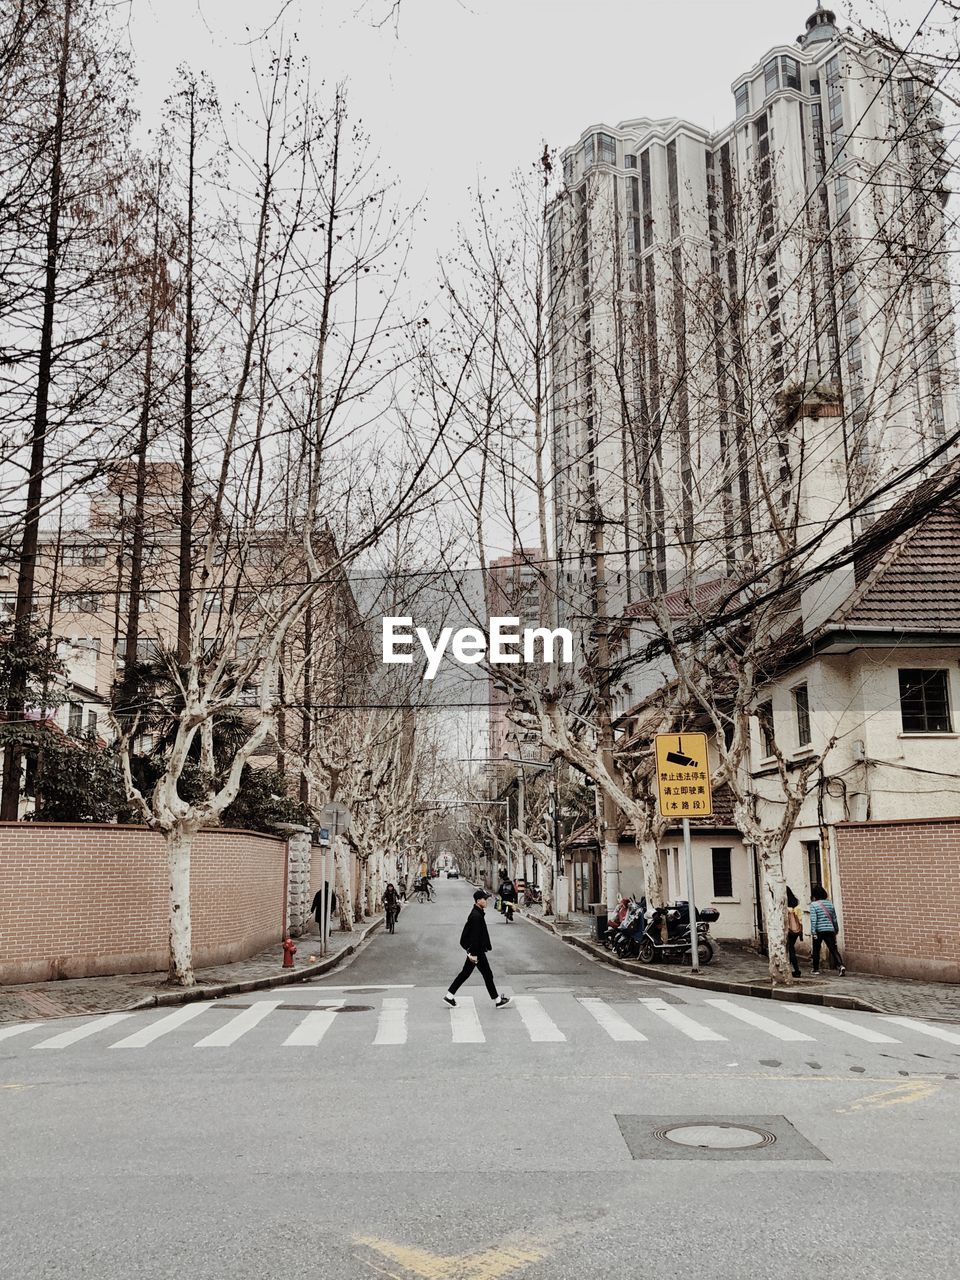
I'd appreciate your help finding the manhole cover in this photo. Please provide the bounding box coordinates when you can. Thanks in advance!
[657,1123,775,1150]
[616,1115,825,1161]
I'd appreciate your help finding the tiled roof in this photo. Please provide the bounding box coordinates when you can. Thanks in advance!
[835,496,960,633]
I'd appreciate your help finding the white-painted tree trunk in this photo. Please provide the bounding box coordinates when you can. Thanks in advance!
[165,828,195,986]
[756,840,791,984]
[356,856,368,922]
[334,840,354,931]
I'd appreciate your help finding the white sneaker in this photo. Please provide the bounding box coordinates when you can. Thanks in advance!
[495,994,510,1008]
[443,993,456,1007]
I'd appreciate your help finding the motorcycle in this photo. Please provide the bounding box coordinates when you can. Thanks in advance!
[635,901,719,966]
[609,897,646,955]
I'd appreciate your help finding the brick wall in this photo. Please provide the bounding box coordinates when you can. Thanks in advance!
[0,823,287,984]
[835,818,960,983]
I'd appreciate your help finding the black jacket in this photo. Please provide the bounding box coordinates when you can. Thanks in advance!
[459,905,492,954]
[499,880,517,902]
[311,885,338,920]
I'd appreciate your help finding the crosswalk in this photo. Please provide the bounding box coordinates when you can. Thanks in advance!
[4,993,960,1056]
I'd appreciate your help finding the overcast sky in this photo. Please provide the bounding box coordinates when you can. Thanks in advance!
[125,0,904,268]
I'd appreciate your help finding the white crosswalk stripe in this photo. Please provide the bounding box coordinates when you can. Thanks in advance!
[0,1022,41,1042]
[782,1005,900,1043]
[637,997,728,1041]
[704,999,815,1042]
[513,996,566,1042]
[881,1016,960,1045]
[195,1000,282,1047]
[577,997,647,1041]
[111,1003,211,1048]
[374,998,408,1045]
[450,995,484,1043]
[283,998,344,1047]
[35,1012,133,1049]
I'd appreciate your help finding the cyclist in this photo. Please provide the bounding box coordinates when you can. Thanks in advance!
[498,872,518,923]
[383,883,401,933]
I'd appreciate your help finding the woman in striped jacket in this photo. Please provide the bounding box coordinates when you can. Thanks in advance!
[809,884,846,976]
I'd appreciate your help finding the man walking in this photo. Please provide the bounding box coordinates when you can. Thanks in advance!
[443,890,510,1008]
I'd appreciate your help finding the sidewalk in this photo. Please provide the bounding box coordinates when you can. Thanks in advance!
[0,918,382,1025]
[521,906,960,1023]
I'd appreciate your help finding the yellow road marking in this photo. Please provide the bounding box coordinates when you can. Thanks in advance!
[356,1237,545,1280]
[837,1079,940,1114]
[0,1083,33,1092]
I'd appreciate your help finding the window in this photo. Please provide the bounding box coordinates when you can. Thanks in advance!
[582,135,595,167]
[666,140,679,239]
[118,590,161,614]
[563,154,573,186]
[781,56,801,91]
[60,591,101,614]
[735,82,750,120]
[764,59,780,98]
[597,133,616,165]
[899,669,952,732]
[62,544,105,566]
[711,848,733,898]
[86,709,98,738]
[793,683,811,747]
[757,700,775,757]
[803,839,822,890]
[624,153,637,170]
[68,702,83,735]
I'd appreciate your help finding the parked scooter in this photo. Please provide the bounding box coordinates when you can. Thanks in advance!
[635,901,719,966]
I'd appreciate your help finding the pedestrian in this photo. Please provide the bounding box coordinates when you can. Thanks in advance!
[809,883,845,975]
[785,886,803,979]
[311,882,338,934]
[498,871,517,923]
[443,889,511,1008]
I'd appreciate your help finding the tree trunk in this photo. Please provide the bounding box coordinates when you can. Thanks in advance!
[165,826,195,986]
[356,856,368,922]
[334,840,353,931]
[756,840,791,985]
[638,835,666,910]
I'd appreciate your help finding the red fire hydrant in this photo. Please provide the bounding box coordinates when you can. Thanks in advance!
[281,937,297,969]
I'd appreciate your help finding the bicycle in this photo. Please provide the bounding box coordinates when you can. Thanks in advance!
[385,904,398,933]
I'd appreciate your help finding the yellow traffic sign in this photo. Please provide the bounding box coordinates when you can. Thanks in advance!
[654,732,713,817]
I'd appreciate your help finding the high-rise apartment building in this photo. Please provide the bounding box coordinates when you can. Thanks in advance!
[549,5,956,621]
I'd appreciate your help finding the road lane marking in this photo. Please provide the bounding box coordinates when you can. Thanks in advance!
[782,1006,900,1043]
[0,1023,41,1042]
[881,1016,960,1045]
[577,998,647,1041]
[374,998,408,1045]
[356,1237,545,1280]
[837,1079,940,1114]
[450,995,484,1043]
[637,997,727,1041]
[110,1003,211,1048]
[195,999,282,1047]
[35,1012,133,1049]
[283,998,344,1046]
[513,996,566,1042]
[705,999,815,1042]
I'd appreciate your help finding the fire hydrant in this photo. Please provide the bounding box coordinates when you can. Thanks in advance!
[281,937,297,969]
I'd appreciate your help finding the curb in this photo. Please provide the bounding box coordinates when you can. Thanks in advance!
[126,917,384,1011]
[519,909,886,1015]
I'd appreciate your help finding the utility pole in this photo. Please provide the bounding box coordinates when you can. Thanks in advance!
[588,516,622,915]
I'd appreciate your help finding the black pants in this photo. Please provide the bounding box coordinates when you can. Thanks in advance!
[812,932,843,972]
[449,950,498,999]
[787,931,801,977]
[503,901,514,922]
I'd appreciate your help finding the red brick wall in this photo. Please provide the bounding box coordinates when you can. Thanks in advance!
[0,823,287,984]
[835,818,960,983]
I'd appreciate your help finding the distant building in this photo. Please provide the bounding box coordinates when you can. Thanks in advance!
[550,4,956,616]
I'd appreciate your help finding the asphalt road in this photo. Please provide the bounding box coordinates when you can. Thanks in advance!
[3,878,959,1280]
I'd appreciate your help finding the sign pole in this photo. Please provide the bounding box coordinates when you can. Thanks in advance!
[682,817,700,974]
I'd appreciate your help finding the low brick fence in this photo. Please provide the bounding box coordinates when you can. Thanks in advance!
[0,823,288,985]
[835,817,960,983]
